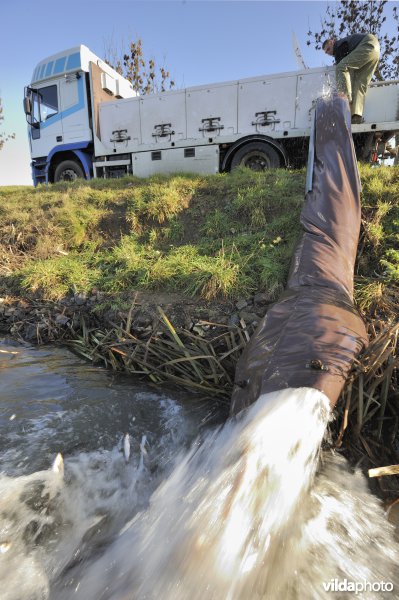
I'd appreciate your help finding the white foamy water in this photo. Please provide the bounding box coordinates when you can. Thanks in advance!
[1,387,398,599]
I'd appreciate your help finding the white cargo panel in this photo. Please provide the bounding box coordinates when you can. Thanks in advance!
[99,98,141,151]
[238,75,297,134]
[295,69,334,129]
[186,83,238,139]
[364,83,399,124]
[140,91,186,145]
[132,145,219,177]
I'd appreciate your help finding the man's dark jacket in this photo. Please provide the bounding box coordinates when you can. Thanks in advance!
[333,34,367,64]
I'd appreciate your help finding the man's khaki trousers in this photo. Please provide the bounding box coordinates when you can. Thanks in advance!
[336,33,380,116]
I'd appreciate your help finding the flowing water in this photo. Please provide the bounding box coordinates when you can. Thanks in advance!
[1,338,398,599]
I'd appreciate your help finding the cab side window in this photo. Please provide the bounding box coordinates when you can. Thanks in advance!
[39,85,58,122]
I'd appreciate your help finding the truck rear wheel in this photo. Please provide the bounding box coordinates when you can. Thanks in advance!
[54,160,84,183]
[230,142,281,171]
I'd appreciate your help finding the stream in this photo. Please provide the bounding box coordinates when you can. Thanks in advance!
[1,337,399,599]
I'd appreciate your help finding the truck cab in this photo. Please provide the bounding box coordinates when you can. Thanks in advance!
[24,45,135,185]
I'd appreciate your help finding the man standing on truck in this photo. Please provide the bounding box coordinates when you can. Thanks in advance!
[322,33,380,124]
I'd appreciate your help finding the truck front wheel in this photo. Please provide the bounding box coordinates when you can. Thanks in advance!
[230,142,281,171]
[54,160,84,183]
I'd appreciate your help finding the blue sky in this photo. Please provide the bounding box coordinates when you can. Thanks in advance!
[0,0,396,186]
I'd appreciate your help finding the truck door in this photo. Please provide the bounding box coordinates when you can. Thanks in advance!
[29,82,63,158]
[59,74,91,144]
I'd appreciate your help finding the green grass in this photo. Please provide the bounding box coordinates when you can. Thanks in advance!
[358,164,399,280]
[20,249,101,300]
[0,165,398,307]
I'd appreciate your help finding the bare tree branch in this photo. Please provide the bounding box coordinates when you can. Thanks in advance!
[104,37,175,95]
[0,97,15,151]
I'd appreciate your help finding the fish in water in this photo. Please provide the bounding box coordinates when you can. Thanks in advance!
[0,541,11,554]
[123,433,130,464]
[140,435,148,456]
[52,453,64,477]
[138,435,149,471]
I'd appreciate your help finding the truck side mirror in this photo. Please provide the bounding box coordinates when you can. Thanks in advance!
[23,96,32,115]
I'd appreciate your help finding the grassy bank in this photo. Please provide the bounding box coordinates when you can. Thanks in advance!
[0,168,305,303]
[1,166,399,481]
[1,165,398,308]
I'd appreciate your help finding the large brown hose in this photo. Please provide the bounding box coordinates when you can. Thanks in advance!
[230,94,368,414]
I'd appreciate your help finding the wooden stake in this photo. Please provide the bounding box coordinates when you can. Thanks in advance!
[368,464,399,478]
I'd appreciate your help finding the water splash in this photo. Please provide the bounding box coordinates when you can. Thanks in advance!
[1,387,398,599]
[99,387,330,600]
[320,74,335,100]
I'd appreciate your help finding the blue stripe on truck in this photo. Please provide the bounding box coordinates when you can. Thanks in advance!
[66,52,80,70]
[45,61,54,77]
[54,56,67,75]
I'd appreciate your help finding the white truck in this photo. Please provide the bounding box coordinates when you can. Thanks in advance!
[24,45,399,185]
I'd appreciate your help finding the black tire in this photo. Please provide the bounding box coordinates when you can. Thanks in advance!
[230,142,281,171]
[54,160,84,183]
